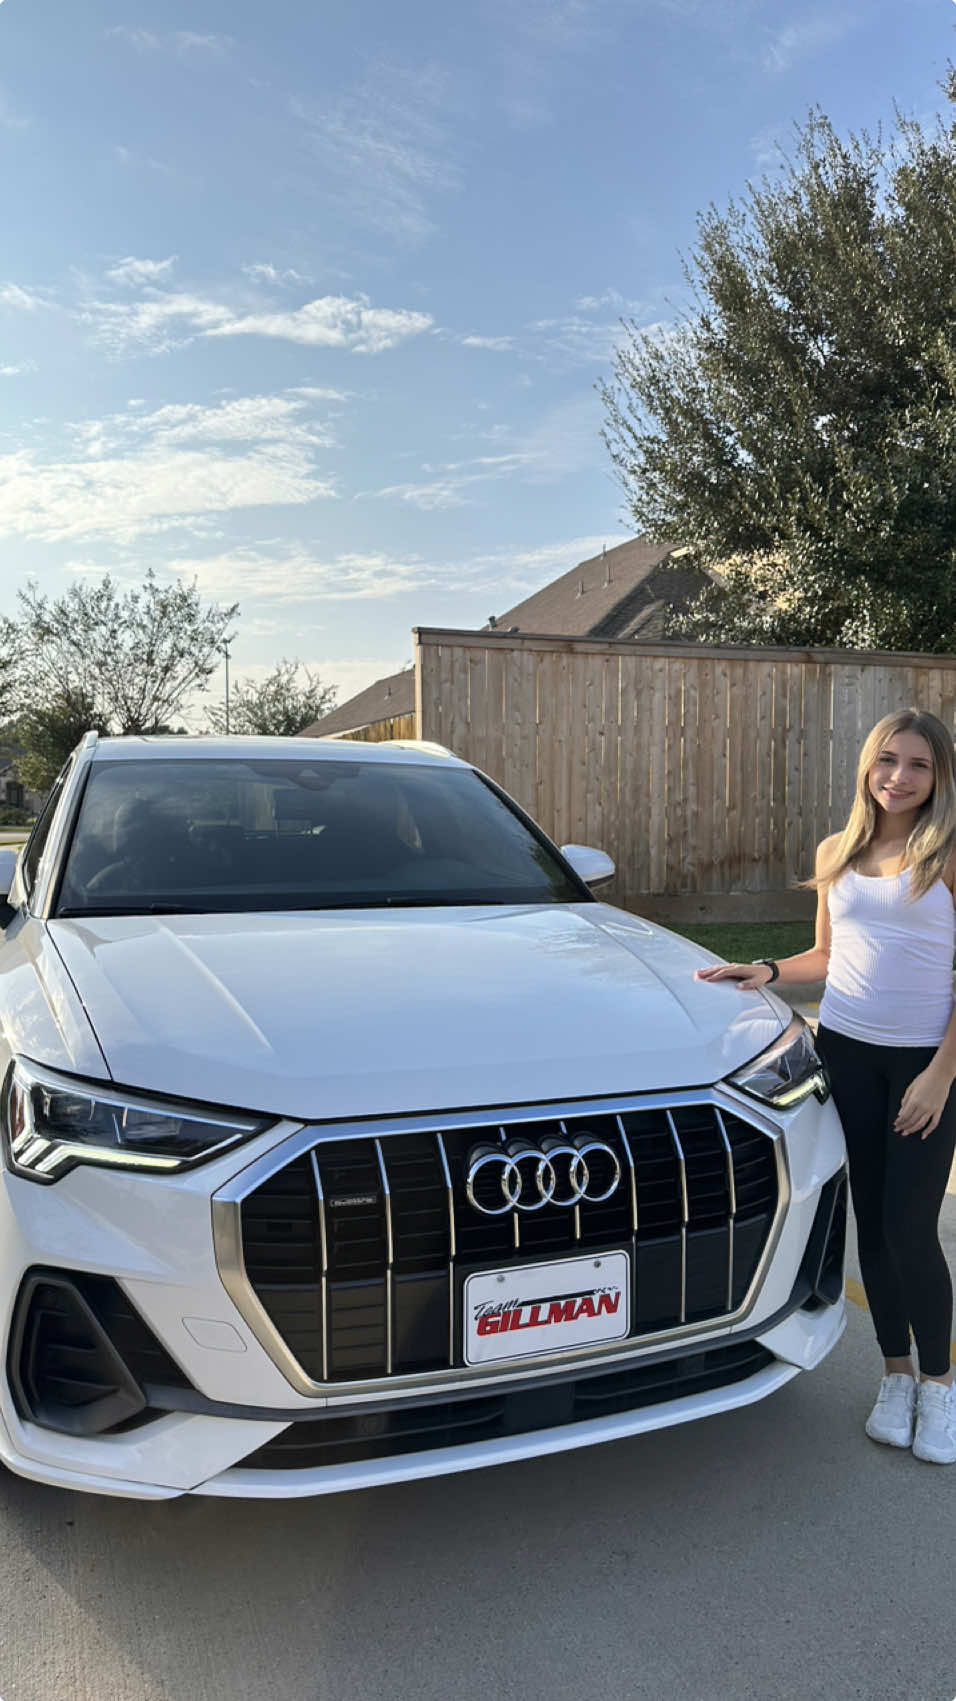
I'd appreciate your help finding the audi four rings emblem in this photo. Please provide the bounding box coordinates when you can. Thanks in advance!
[465,1136,622,1215]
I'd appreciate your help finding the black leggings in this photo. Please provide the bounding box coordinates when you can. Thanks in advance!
[816,1024,956,1377]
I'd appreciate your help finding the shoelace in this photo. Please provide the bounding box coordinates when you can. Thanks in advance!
[877,1380,913,1405]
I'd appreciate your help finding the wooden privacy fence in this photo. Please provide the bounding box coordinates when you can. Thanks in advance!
[412,627,956,922]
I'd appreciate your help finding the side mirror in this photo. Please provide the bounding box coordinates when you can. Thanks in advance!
[560,843,616,890]
[0,847,20,929]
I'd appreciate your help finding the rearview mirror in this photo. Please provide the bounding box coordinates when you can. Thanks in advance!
[560,844,616,890]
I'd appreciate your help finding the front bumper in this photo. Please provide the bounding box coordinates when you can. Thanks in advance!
[0,1089,847,1499]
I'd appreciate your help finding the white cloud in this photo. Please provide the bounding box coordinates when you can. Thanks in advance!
[0,90,30,129]
[289,385,351,403]
[113,145,185,181]
[79,290,235,355]
[0,282,42,312]
[168,547,433,603]
[530,296,646,368]
[0,448,331,545]
[292,62,460,243]
[106,255,178,286]
[242,262,311,287]
[461,335,515,352]
[206,294,433,354]
[760,13,856,73]
[106,26,160,51]
[368,451,540,511]
[0,390,337,545]
[79,283,432,358]
[124,395,337,451]
[106,27,233,57]
[0,362,35,377]
[174,32,233,56]
[371,480,473,512]
[518,392,608,480]
[749,124,792,170]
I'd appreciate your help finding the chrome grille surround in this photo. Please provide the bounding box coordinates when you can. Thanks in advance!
[212,1085,790,1406]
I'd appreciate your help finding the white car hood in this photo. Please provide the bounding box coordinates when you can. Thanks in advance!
[46,904,786,1122]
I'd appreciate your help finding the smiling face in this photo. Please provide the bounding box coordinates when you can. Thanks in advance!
[867,729,935,819]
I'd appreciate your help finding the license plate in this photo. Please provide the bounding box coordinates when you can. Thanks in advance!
[464,1250,630,1366]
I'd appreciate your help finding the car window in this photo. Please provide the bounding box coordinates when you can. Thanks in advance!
[20,762,72,902]
[54,758,587,915]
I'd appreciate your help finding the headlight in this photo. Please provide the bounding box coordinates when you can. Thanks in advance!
[727,1016,829,1109]
[1,1058,275,1183]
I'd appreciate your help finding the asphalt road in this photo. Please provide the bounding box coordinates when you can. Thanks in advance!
[2,1213,956,1701]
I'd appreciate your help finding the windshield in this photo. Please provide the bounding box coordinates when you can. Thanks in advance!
[55,757,587,915]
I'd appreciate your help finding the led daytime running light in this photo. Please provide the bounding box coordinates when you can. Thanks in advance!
[2,1059,273,1184]
[728,1017,829,1109]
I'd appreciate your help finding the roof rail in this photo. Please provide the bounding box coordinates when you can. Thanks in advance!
[80,730,99,752]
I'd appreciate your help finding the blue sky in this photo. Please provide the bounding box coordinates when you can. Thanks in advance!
[0,0,950,718]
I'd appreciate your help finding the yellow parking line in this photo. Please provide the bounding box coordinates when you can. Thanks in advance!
[844,1276,956,1366]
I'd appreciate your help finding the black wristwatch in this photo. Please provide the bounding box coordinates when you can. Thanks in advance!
[754,958,779,983]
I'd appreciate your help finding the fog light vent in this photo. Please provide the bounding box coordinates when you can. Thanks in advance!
[10,1273,148,1436]
[798,1170,848,1311]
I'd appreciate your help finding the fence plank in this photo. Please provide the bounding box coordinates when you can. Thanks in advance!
[712,656,731,892]
[648,655,668,890]
[681,660,699,893]
[599,654,622,881]
[752,659,774,891]
[467,648,488,775]
[663,659,683,891]
[503,645,537,816]
[618,655,641,903]
[631,655,652,894]
[694,658,715,892]
[768,662,788,892]
[552,648,573,848]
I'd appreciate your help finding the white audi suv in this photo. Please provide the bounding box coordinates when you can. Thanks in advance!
[0,733,846,1499]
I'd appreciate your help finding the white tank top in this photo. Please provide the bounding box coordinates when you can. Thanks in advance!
[818,867,955,1046]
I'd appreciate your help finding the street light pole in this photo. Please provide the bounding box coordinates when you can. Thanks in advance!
[223,641,231,735]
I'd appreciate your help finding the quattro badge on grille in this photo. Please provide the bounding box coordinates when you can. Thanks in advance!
[465,1135,621,1215]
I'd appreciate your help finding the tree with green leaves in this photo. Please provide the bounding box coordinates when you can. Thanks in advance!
[0,618,21,730]
[13,689,99,795]
[206,658,337,737]
[13,569,238,735]
[600,74,956,650]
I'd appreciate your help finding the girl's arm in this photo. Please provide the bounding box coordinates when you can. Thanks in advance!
[694,836,834,990]
[896,852,956,1137]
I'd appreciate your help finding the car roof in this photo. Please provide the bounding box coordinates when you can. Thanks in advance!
[88,734,469,769]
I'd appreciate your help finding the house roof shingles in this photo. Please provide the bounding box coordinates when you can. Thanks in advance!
[487,536,676,638]
[300,667,416,738]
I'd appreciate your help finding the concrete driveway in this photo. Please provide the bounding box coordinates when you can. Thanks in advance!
[2,1219,955,1701]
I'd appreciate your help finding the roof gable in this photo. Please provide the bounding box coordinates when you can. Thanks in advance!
[301,668,415,738]
[487,537,677,639]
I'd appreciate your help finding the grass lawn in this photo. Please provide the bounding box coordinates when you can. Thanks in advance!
[667,920,815,964]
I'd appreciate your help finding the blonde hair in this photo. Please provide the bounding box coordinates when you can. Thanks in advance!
[811,708,956,899]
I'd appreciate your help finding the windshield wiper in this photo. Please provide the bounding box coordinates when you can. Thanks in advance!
[56,904,214,917]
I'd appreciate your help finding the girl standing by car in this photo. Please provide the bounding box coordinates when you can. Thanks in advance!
[696,708,956,1463]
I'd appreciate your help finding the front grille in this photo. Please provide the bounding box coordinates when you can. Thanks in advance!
[239,1340,776,1470]
[238,1101,781,1386]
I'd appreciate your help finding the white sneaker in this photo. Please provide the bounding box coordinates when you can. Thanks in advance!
[913,1380,956,1464]
[865,1374,917,1447]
